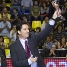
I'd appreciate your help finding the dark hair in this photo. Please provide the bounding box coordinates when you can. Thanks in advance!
[2,7,7,11]
[36,27,41,32]
[41,1,47,8]
[16,21,28,31]
[13,8,18,11]
[0,36,4,42]
[11,24,16,29]
[33,0,39,6]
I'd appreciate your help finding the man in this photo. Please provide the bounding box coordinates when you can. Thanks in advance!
[30,0,41,21]
[0,15,11,37]
[9,9,61,67]
[21,0,33,15]
[41,44,58,58]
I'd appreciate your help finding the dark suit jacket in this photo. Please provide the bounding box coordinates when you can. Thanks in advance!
[9,24,54,67]
[0,48,7,67]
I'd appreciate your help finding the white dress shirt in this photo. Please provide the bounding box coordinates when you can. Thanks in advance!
[19,37,37,67]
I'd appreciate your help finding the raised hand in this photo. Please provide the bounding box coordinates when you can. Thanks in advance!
[52,9,61,19]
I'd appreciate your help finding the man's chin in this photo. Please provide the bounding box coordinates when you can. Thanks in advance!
[26,35,29,37]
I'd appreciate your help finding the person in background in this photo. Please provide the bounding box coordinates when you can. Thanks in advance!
[1,1,10,13]
[10,8,21,26]
[30,0,41,21]
[35,27,43,49]
[57,35,67,57]
[43,36,53,50]
[57,35,67,49]
[0,7,10,21]
[21,15,28,23]
[41,16,49,31]
[41,44,59,58]
[53,25,65,41]
[0,15,11,37]
[0,36,7,67]
[11,0,21,6]
[49,44,57,57]
[35,27,41,35]
[21,0,33,15]
[10,25,17,43]
[0,36,5,49]
[41,1,49,15]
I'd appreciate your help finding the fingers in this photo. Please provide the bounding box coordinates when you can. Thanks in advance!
[52,9,61,19]
[57,9,61,17]
[29,56,38,63]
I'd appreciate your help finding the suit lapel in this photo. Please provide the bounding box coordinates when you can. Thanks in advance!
[16,39,28,58]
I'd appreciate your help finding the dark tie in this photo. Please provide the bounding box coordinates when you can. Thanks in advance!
[25,41,31,58]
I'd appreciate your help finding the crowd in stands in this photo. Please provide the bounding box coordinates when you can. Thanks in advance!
[0,0,67,61]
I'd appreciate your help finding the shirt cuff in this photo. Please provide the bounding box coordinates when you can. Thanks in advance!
[49,19,55,25]
[28,58,32,65]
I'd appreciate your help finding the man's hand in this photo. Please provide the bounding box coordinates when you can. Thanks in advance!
[52,9,61,19]
[29,55,38,63]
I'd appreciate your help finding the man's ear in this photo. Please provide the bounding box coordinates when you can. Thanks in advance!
[17,30,20,35]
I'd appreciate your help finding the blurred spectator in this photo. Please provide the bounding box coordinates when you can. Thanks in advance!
[10,8,21,26]
[0,15,11,37]
[1,1,10,13]
[10,25,17,43]
[62,1,67,28]
[57,36,67,57]
[53,25,65,41]
[41,1,49,15]
[43,36,53,49]
[41,16,49,31]
[53,22,63,31]
[21,0,33,15]
[0,36,7,67]
[40,0,44,5]
[30,0,41,21]
[0,7,10,21]
[35,27,41,35]
[42,44,58,58]
[21,15,28,23]
[57,36,67,49]
[48,0,55,18]
[49,44,57,57]
[11,0,21,6]
[35,27,44,49]
[0,36,5,49]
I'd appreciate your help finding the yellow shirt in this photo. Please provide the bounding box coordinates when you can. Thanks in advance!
[0,13,11,20]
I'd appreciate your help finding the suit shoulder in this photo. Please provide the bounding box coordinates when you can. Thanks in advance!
[9,41,17,49]
[29,31,36,38]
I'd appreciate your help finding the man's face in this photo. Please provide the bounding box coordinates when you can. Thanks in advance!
[18,24,29,40]
[13,25,16,31]
[34,1,38,6]
[3,8,7,13]
[58,26,62,31]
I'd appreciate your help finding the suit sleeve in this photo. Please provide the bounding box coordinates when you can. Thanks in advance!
[9,45,30,67]
[35,19,55,42]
